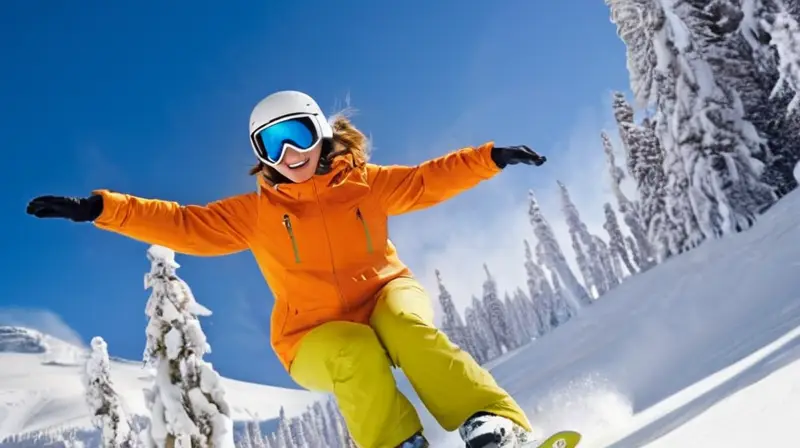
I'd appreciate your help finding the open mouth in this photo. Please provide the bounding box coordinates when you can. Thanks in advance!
[287,159,309,169]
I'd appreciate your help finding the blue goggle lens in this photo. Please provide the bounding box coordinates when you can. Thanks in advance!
[255,116,318,163]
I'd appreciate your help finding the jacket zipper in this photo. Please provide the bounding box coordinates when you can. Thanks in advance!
[282,214,301,264]
[355,208,374,253]
[311,180,348,312]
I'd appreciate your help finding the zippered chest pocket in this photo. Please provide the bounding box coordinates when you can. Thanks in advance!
[273,212,329,268]
[355,207,374,254]
[282,214,302,263]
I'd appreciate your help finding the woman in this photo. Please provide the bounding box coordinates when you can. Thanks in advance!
[27,90,547,448]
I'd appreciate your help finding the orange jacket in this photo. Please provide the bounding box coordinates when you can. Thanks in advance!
[92,142,501,370]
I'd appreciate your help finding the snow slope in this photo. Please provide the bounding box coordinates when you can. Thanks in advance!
[407,188,800,447]
[3,190,800,447]
[0,327,324,443]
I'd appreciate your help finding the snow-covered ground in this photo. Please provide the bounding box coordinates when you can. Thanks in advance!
[405,186,800,447]
[0,327,324,444]
[3,190,800,447]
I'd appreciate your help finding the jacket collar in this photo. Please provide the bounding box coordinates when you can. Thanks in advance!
[256,156,361,202]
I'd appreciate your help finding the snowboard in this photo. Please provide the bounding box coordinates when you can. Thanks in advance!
[524,430,582,448]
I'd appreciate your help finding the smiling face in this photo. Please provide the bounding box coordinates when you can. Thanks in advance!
[270,143,322,183]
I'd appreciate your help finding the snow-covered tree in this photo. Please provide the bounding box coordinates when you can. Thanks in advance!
[673,0,777,234]
[601,131,655,268]
[602,202,637,275]
[513,287,540,340]
[625,234,644,270]
[607,0,704,254]
[524,239,553,336]
[558,181,609,297]
[84,336,135,448]
[610,92,676,262]
[463,306,491,363]
[765,3,800,110]
[470,295,501,360]
[273,407,293,448]
[435,269,477,359]
[288,418,307,448]
[482,264,516,353]
[610,0,777,244]
[593,235,620,290]
[302,411,322,447]
[528,190,590,306]
[141,245,234,448]
[238,427,253,448]
[503,292,528,347]
[325,399,346,448]
[548,272,574,325]
[312,402,334,448]
[738,0,800,195]
[243,417,265,448]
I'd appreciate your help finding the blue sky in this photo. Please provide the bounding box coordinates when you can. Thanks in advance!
[1,1,633,388]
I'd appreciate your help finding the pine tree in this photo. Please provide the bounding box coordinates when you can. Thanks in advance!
[558,181,609,297]
[301,410,321,447]
[611,92,675,262]
[503,292,527,346]
[435,270,477,359]
[612,0,777,242]
[312,401,334,448]
[288,418,307,448]
[625,235,643,270]
[602,203,637,275]
[326,398,349,448]
[523,239,553,336]
[471,295,501,360]
[245,419,265,448]
[528,189,591,306]
[481,265,515,353]
[674,0,778,233]
[262,435,273,448]
[593,235,620,290]
[141,245,234,448]
[606,1,705,255]
[274,407,294,448]
[83,336,135,448]
[548,273,574,326]
[736,0,800,194]
[239,429,253,448]
[513,287,540,340]
[601,131,654,268]
[767,1,800,110]
[463,306,490,363]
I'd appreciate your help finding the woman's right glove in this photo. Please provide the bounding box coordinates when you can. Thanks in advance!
[26,195,104,222]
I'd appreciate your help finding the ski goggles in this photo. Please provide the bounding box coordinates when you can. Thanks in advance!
[250,114,322,166]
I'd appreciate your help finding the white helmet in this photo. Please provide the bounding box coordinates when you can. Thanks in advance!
[248,90,333,139]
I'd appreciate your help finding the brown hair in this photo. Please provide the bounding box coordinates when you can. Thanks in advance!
[249,110,371,182]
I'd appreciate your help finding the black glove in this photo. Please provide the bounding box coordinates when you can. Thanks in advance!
[26,195,104,222]
[491,145,547,169]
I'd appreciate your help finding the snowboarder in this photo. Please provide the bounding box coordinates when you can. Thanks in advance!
[26,90,547,448]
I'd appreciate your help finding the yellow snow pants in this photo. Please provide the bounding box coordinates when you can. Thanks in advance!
[289,277,531,448]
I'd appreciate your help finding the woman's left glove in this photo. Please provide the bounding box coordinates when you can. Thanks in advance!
[491,145,547,168]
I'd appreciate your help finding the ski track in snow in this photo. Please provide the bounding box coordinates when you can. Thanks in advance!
[3,188,800,447]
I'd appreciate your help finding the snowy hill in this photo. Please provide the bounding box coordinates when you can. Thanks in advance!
[410,188,800,446]
[3,191,800,447]
[0,327,325,445]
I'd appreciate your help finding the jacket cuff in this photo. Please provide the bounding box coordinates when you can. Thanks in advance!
[90,189,129,229]
[473,141,502,178]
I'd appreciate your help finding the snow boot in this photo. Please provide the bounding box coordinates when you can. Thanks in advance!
[458,412,518,447]
[398,431,429,448]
